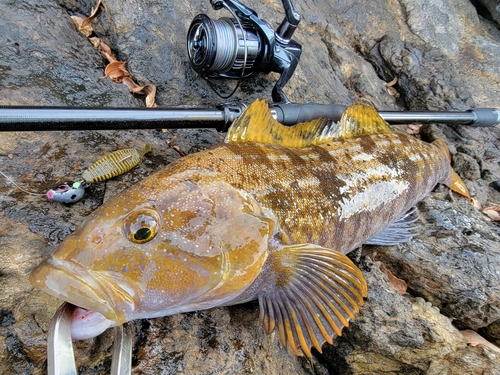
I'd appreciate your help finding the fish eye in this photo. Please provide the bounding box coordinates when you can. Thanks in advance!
[122,208,160,244]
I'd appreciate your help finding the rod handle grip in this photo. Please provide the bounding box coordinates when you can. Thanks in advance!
[469,108,500,127]
[272,102,347,125]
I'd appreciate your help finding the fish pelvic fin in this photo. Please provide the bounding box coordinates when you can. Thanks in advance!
[258,243,367,357]
[432,139,471,201]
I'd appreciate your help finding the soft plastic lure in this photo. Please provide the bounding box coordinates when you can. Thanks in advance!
[1,145,153,204]
[81,144,153,184]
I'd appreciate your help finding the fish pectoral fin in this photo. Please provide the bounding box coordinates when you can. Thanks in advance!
[365,207,419,246]
[258,243,367,357]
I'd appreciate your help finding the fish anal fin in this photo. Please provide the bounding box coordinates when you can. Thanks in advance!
[259,243,367,356]
[365,207,419,246]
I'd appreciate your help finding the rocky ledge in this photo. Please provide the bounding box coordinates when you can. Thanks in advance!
[1,0,499,374]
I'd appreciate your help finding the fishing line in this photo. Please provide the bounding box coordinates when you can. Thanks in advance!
[0,170,46,196]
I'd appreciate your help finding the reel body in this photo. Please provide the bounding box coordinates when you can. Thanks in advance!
[187,0,301,103]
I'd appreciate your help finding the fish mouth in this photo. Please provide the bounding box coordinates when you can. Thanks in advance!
[29,258,136,325]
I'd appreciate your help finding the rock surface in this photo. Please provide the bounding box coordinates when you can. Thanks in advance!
[1,0,500,374]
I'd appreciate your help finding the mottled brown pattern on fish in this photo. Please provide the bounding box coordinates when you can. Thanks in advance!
[161,132,450,255]
[29,101,467,357]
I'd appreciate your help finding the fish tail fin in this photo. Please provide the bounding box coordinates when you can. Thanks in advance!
[259,243,367,357]
[432,139,471,200]
[450,169,471,201]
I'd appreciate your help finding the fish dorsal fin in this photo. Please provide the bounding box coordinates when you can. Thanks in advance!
[225,99,333,147]
[225,100,393,147]
[259,243,367,356]
[338,104,393,139]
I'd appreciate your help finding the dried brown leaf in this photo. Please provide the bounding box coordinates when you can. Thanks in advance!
[406,124,423,135]
[460,330,500,353]
[88,0,103,19]
[385,77,398,87]
[141,84,157,108]
[105,61,130,81]
[88,37,101,49]
[483,205,500,221]
[387,86,400,98]
[78,1,156,107]
[96,40,117,63]
[167,135,186,157]
[471,198,482,210]
[121,76,138,90]
[70,16,93,37]
[379,262,408,295]
[71,0,102,37]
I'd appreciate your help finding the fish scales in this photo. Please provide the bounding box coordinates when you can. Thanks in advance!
[162,132,448,253]
[29,100,469,357]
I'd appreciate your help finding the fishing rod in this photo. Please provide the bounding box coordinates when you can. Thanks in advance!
[0,103,498,132]
[1,0,498,132]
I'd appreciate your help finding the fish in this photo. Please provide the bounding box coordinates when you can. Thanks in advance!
[81,144,153,184]
[29,100,470,356]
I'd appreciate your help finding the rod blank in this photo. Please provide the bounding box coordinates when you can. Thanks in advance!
[0,105,498,132]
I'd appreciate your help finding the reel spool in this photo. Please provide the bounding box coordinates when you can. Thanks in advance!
[187,0,302,103]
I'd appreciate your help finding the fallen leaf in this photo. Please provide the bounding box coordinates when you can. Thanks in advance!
[406,123,423,135]
[379,262,408,295]
[70,0,102,37]
[77,4,157,107]
[71,16,93,37]
[385,77,398,87]
[471,198,482,210]
[105,61,130,81]
[167,135,186,157]
[483,205,500,221]
[460,330,500,354]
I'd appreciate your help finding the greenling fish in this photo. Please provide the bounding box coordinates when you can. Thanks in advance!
[29,100,470,356]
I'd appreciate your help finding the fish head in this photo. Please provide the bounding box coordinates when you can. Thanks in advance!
[30,169,273,336]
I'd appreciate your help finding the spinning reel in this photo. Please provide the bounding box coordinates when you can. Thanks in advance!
[187,0,302,103]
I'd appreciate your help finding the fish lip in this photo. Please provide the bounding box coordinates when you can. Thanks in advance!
[30,258,134,324]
